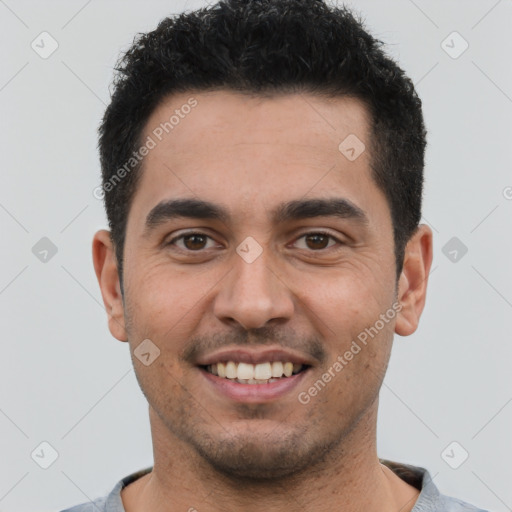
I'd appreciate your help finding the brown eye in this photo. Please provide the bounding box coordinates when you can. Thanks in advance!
[168,232,215,251]
[305,233,330,250]
[182,234,207,250]
[294,232,340,251]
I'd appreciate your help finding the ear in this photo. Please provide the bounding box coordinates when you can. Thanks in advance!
[92,229,128,342]
[395,224,433,337]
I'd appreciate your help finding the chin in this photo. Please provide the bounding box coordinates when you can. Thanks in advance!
[188,423,333,481]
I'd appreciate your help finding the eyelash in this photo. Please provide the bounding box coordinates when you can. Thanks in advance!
[167,230,344,253]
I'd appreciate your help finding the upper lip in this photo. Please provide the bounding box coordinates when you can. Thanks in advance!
[195,346,316,367]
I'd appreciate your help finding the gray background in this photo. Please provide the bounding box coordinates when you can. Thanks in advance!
[1,0,511,510]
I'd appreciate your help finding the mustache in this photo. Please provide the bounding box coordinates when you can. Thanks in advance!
[181,325,327,365]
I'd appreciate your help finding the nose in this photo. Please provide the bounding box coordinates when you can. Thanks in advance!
[212,246,295,330]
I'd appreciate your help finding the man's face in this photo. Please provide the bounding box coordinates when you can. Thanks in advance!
[116,91,402,478]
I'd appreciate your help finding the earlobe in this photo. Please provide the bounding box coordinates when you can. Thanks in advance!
[92,229,128,342]
[394,224,433,337]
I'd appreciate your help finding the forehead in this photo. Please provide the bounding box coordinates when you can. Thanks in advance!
[127,90,389,232]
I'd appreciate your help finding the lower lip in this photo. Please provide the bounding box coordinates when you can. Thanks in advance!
[199,367,310,403]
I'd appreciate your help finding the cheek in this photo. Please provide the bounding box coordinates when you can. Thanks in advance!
[127,260,211,325]
[132,354,191,426]
[122,265,208,373]
[297,266,389,335]
[294,263,397,387]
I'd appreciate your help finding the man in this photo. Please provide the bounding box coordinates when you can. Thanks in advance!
[62,0,489,510]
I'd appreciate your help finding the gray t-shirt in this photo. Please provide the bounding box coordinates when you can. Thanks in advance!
[59,459,490,512]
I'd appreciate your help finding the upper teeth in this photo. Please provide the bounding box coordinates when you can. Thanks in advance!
[207,361,303,380]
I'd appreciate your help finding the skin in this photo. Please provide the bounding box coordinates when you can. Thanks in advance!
[93,90,433,512]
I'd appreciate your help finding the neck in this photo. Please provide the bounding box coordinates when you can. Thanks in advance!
[122,401,419,512]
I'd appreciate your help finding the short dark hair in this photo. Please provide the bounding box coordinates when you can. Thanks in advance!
[98,0,426,293]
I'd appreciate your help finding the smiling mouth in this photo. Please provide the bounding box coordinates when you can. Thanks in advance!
[200,361,309,384]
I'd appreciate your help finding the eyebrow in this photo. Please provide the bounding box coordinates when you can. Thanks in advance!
[143,197,369,236]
